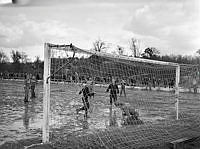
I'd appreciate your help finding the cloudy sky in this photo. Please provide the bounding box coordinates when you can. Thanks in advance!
[0,0,200,60]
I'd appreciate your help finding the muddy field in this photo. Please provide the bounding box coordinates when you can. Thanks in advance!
[1,79,200,148]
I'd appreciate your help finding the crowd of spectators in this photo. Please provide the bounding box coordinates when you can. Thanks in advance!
[0,72,41,80]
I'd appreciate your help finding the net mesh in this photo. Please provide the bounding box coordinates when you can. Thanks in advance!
[45,43,200,148]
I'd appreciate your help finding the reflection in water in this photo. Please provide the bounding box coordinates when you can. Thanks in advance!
[23,102,29,130]
[109,105,117,127]
[30,98,36,122]
[23,98,36,130]
[82,117,89,129]
[76,115,89,130]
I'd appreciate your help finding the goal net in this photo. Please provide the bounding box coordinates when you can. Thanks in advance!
[43,43,200,148]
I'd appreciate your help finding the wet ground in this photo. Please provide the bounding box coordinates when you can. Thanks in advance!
[1,79,200,148]
[0,80,124,145]
[0,80,43,145]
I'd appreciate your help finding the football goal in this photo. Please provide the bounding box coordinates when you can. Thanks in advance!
[43,43,200,148]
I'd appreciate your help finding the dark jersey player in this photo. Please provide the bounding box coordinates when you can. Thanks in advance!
[76,83,90,118]
[106,78,119,106]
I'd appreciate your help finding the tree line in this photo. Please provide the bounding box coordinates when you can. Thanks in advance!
[0,50,43,79]
[93,38,200,65]
[0,38,199,80]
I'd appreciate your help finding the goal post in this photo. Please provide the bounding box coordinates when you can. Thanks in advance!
[42,42,196,145]
[175,65,180,120]
[43,43,51,143]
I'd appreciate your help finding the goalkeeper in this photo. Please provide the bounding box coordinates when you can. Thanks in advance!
[106,78,119,106]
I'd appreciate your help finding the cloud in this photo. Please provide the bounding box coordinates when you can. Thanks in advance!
[125,0,200,55]
[0,14,90,61]
[1,0,199,60]
[0,14,93,48]
[0,34,7,39]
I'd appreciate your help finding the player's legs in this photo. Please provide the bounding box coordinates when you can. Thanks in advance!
[24,87,29,102]
[77,97,90,117]
[113,94,117,105]
[76,97,85,114]
[120,89,122,96]
[80,97,89,117]
[123,88,126,97]
[110,95,113,105]
[84,98,89,110]
[30,86,36,98]
[84,100,89,118]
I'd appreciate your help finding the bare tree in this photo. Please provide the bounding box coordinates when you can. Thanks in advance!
[130,38,140,57]
[34,56,43,75]
[21,51,30,63]
[11,50,22,63]
[196,49,200,55]
[0,50,9,63]
[34,56,41,64]
[93,38,108,52]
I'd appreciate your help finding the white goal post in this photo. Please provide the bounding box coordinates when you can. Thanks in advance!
[42,43,180,143]
[43,43,51,143]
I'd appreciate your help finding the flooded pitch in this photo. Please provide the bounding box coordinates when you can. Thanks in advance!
[0,80,124,144]
[1,79,200,148]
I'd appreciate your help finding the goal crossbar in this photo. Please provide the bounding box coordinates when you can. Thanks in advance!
[48,43,179,67]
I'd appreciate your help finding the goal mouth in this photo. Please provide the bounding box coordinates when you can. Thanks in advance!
[42,43,200,148]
